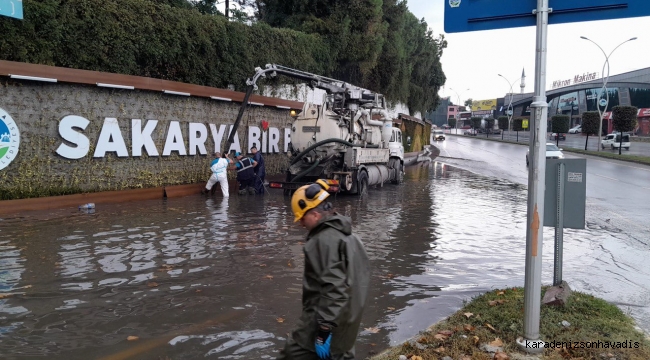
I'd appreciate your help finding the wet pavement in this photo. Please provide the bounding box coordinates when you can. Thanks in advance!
[1,159,649,359]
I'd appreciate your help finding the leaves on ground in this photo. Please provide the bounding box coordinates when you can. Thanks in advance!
[387,307,395,311]
[493,351,509,359]
[463,324,475,332]
[276,317,284,323]
[265,275,273,280]
[433,333,448,341]
[485,323,496,332]
[489,337,503,347]
[147,282,158,288]
[463,312,473,318]
[127,336,139,341]
[365,327,380,333]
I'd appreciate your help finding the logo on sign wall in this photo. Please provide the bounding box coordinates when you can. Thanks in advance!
[599,99,608,107]
[449,0,461,8]
[0,107,20,171]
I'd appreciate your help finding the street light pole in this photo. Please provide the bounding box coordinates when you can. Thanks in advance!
[450,87,470,134]
[498,74,520,138]
[580,36,637,151]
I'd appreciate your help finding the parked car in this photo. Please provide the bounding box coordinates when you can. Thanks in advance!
[492,128,502,135]
[432,130,446,141]
[601,133,630,150]
[526,143,564,166]
[463,129,478,136]
[550,132,566,140]
[568,125,582,134]
[441,124,451,129]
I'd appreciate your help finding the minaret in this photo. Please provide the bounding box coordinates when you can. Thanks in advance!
[520,68,526,94]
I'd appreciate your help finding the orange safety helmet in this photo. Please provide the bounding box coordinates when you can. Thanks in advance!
[291,179,330,222]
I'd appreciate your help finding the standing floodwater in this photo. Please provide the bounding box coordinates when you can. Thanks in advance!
[1,162,648,359]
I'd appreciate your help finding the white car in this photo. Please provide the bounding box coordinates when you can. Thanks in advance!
[568,125,582,134]
[432,130,445,141]
[526,143,564,166]
[601,133,630,150]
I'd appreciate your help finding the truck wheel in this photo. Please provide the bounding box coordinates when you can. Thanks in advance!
[357,170,369,196]
[391,160,404,184]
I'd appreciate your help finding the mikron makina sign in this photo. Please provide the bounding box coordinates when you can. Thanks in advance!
[551,72,599,89]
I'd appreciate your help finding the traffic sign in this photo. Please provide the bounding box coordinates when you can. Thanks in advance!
[522,119,529,129]
[445,0,650,33]
[0,0,23,20]
[599,98,608,107]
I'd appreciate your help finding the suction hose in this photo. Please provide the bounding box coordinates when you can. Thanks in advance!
[290,138,355,166]
[291,159,321,183]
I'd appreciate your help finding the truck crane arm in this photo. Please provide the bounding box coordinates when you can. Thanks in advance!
[223,64,386,153]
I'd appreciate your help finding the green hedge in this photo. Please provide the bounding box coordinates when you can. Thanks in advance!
[0,0,446,114]
[0,0,330,91]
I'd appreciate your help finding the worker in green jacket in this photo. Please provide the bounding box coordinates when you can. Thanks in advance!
[278,179,370,360]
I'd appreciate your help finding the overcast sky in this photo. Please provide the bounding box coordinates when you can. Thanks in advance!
[407,0,649,104]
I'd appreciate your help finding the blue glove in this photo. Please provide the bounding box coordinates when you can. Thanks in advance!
[314,326,332,360]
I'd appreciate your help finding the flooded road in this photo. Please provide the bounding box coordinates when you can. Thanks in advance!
[1,160,649,359]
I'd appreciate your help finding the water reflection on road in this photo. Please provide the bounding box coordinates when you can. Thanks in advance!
[1,161,648,359]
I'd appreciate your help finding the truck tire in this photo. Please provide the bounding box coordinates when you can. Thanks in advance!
[357,170,369,196]
[392,161,403,184]
[389,158,404,184]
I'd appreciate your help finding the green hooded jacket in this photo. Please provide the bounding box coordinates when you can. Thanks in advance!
[291,213,370,355]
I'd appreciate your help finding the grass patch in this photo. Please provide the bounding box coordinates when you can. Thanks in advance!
[561,148,650,166]
[371,287,650,360]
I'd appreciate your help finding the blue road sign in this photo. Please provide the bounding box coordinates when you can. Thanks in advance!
[0,0,23,20]
[445,0,650,33]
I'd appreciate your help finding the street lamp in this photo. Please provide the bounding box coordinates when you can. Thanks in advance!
[449,87,470,134]
[498,74,520,136]
[580,36,637,151]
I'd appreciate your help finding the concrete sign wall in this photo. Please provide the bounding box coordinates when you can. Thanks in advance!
[0,80,295,200]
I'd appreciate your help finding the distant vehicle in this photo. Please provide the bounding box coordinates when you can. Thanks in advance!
[601,133,630,150]
[568,125,582,134]
[550,132,566,140]
[464,129,478,136]
[441,124,451,129]
[526,143,564,166]
[432,130,446,141]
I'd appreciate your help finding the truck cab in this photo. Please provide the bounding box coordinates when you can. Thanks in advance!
[388,127,404,159]
[601,133,630,150]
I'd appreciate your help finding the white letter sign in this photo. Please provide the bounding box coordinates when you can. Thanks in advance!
[56,115,90,159]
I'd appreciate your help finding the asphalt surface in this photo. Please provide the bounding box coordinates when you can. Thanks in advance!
[444,130,650,157]
[432,135,650,231]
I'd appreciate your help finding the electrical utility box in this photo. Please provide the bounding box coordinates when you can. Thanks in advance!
[544,158,587,229]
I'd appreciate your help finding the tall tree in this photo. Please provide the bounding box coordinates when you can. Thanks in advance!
[581,111,600,150]
[464,98,473,107]
[498,116,508,140]
[612,106,638,154]
[551,115,570,147]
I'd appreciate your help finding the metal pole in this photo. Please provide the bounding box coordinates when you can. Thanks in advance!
[498,75,518,140]
[580,36,637,150]
[517,0,548,353]
[553,163,565,286]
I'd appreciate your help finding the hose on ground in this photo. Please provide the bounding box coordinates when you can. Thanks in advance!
[290,138,355,165]
[291,159,321,183]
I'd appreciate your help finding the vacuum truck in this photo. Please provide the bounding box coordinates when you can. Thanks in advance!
[225,64,405,195]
